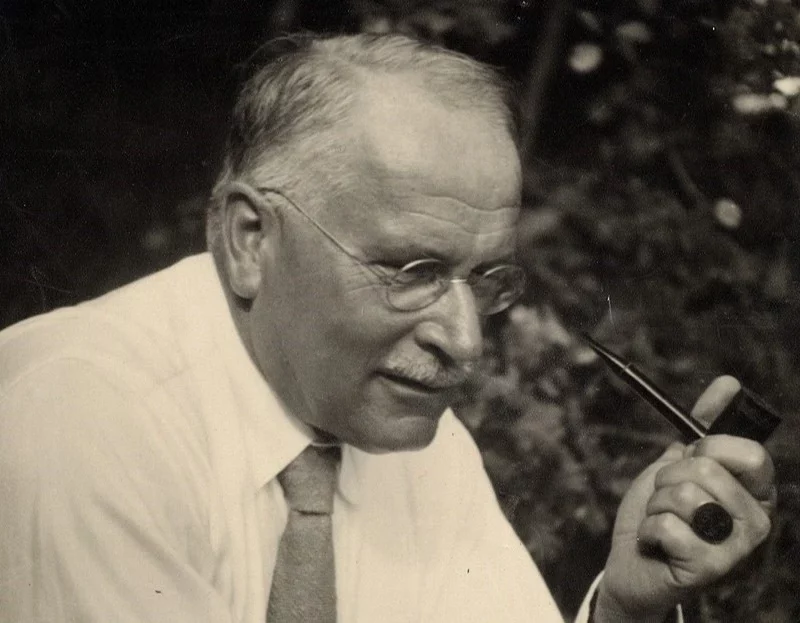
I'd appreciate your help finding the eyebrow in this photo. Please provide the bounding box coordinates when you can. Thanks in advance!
[340,210,518,266]
[362,238,518,271]
[368,240,445,261]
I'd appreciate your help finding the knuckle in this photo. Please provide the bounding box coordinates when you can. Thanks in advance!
[692,456,718,480]
[645,494,662,516]
[653,512,679,534]
[654,464,673,488]
[741,445,768,472]
[751,511,772,543]
[673,482,698,507]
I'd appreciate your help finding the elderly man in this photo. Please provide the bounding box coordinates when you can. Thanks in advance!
[0,33,774,623]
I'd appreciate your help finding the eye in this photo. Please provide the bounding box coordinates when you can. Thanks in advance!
[389,258,448,289]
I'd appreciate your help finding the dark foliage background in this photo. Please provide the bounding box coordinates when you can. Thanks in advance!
[2,1,799,621]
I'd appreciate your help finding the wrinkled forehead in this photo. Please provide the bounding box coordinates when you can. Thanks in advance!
[316,82,522,262]
[361,199,520,265]
[335,78,520,206]
[361,77,519,193]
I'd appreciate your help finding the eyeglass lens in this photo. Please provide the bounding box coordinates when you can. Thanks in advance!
[385,260,524,315]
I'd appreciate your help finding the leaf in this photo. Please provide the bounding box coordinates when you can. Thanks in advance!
[567,43,603,74]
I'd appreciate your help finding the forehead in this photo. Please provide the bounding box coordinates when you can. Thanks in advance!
[324,76,521,260]
[360,75,518,197]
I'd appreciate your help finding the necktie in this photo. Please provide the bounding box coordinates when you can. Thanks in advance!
[267,444,341,623]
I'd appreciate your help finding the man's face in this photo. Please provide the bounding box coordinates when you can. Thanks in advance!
[249,80,521,452]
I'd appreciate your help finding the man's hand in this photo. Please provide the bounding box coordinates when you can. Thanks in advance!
[595,376,777,622]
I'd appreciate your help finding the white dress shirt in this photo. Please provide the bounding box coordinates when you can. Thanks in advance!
[0,253,602,622]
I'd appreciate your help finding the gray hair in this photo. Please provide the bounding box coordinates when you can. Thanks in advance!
[206,32,517,253]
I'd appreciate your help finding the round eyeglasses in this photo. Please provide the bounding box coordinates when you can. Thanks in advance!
[234,181,526,315]
[379,258,526,315]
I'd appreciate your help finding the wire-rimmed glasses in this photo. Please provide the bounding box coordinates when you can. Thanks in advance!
[233,181,526,315]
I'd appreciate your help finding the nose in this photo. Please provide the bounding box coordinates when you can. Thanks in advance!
[414,281,483,365]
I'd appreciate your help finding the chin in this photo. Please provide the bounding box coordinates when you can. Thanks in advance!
[347,414,441,454]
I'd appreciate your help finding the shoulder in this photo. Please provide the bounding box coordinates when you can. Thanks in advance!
[0,334,212,499]
[0,255,218,518]
[0,254,215,390]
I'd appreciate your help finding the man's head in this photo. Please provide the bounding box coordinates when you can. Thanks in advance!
[210,33,522,452]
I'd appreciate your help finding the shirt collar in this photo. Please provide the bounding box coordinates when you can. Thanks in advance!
[192,253,362,505]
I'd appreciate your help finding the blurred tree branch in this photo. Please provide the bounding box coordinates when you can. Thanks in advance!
[518,0,572,161]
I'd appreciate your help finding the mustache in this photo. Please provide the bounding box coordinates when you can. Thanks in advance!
[381,361,475,389]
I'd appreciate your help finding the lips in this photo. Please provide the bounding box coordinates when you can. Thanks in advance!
[377,367,471,393]
[379,372,445,394]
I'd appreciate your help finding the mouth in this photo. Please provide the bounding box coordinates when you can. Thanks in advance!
[376,370,464,395]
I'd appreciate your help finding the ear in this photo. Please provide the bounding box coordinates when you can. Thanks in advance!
[219,182,279,300]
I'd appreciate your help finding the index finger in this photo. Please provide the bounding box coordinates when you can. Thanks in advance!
[688,435,775,503]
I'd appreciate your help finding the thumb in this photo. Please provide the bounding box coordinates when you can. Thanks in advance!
[691,375,742,428]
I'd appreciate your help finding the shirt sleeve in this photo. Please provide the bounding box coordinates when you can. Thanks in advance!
[574,573,604,622]
[573,572,685,623]
[0,357,233,623]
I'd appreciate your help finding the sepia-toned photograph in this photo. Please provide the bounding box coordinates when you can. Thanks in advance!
[1,1,799,621]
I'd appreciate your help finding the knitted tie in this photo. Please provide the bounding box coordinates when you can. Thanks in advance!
[267,445,341,623]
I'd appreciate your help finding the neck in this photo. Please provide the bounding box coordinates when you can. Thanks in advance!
[219,277,321,441]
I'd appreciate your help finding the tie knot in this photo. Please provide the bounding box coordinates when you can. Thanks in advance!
[278,445,341,514]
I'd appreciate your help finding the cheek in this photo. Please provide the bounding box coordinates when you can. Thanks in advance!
[271,243,417,369]
[289,244,375,305]
[292,262,392,339]
[274,270,401,366]
[315,307,406,370]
